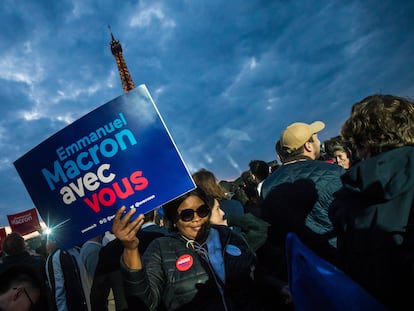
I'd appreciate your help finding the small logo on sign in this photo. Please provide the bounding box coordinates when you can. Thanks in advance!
[176,254,194,271]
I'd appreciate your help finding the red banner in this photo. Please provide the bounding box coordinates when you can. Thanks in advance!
[0,227,6,252]
[7,208,41,236]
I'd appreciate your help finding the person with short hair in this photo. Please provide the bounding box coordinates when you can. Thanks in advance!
[259,121,345,281]
[0,232,47,284]
[330,94,414,310]
[248,160,270,199]
[0,264,46,311]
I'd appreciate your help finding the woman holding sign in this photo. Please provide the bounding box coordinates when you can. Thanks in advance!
[112,188,287,311]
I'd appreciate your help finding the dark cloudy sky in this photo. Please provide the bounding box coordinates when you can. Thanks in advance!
[1,0,414,227]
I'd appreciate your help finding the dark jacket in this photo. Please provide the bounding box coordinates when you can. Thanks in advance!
[259,157,344,280]
[120,225,263,311]
[330,146,414,310]
[91,229,165,311]
[226,213,270,252]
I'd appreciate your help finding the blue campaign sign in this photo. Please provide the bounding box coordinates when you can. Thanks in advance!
[14,85,196,249]
[286,233,388,311]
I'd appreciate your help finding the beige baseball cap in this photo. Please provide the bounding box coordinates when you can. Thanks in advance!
[280,121,325,152]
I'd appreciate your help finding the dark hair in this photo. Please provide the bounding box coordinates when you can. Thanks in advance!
[162,188,211,228]
[2,232,26,255]
[0,265,43,294]
[249,160,269,181]
[342,94,414,156]
[0,264,50,311]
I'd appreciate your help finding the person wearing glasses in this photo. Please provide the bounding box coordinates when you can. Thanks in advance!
[112,187,269,311]
[0,264,46,311]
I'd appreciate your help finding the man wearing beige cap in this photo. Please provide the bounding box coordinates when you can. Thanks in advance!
[258,121,345,282]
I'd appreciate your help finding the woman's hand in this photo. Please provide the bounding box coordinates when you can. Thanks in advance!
[112,206,145,251]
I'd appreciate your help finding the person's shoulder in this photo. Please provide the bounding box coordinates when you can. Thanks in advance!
[310,160,345,172]
[261,169,283,193]
[144,234,184,253]
[150,233,179,243]
[26,252,46,264]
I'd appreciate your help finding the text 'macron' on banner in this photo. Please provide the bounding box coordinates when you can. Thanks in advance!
[14,85,196,249]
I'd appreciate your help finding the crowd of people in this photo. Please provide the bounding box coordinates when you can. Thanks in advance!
[1,93,413,311]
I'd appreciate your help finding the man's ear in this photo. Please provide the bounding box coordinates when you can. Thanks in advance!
[304,141,313,152]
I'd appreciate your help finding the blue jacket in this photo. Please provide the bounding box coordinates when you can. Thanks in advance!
[259,157,344,279]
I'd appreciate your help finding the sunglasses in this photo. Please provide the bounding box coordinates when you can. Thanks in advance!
[178,204,210,222]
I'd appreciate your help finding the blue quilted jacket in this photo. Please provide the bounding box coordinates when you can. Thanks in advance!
[260,157,345,277]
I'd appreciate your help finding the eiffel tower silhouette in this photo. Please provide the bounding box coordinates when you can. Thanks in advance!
[108,26,135,93]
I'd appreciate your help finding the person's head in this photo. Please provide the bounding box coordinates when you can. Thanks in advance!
[209,198,227,226]
[192,169,227,200]
[249,160,269,183]
[341,94,414,159]
[333,145,351,169]
[321,135,341,162]
[162,188,211,241]
[0,265,42,311]
[2,233,26,256]
[279,121,325,161]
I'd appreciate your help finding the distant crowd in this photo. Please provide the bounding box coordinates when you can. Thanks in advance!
[1,93,414,311]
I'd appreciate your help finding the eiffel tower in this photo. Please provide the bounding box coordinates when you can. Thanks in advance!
[108,26,135,93]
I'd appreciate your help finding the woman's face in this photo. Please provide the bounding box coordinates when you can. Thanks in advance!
[176,195,210,240]
[209,199,227,226]
[334,150,351,169]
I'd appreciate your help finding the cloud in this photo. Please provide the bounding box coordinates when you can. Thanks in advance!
[1,0,414,227]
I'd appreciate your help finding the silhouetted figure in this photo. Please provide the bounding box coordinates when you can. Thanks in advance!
[330,94,414,310]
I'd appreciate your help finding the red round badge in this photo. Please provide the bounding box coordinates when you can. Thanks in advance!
[176,254,193,271]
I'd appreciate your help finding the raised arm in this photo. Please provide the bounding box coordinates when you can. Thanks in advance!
[112,206,145,269]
